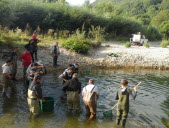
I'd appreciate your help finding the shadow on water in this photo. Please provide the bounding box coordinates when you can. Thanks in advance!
[0,68,169,128]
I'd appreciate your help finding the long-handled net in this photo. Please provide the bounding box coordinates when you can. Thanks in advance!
[103,82,142,117]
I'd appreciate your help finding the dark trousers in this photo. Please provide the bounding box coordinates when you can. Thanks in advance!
[23,66,28,80]
[31,50,37,62]
[116,109,129,127]
[53,56,58,67]
[2,76,16,94]
[30,52,34,62]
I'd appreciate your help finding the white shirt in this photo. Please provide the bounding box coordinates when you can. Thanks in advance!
[2,64,12,74]
[82,84,99,96]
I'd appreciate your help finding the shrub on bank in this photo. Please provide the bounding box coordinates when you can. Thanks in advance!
[125,42,131,48]
[61,39,91,53]
[144,43,150,48]
[160,40,169,48]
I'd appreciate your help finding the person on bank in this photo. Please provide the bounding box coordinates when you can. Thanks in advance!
[25,40,34,62]
[2,59,16,96]
[20,50,32,80]
[82,79,99,120]
[30,32,41,61]
[115,80,137,128]
[10,47,18,81]
[59,67,75,84]
[27,74,45,115]
[52,42,60,67]
[62,73,81,111]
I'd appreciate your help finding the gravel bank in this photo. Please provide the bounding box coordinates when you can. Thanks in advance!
[0,41,169,82]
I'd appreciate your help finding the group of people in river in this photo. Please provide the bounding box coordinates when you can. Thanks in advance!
[1,32,138,128]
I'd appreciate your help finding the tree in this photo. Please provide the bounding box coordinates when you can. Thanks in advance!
[160,21,169,40]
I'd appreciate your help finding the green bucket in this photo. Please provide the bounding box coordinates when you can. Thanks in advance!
[39,97,54,112]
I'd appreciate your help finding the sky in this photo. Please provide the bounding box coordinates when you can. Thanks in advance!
[65,0,96,6]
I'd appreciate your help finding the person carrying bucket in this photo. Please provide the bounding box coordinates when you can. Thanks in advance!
[82,79,99,120]
[27,74,45,116]
[115,80,137,128]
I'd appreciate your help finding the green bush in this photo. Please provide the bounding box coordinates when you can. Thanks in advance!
[61,39,91,53]
[144,43,150,48]
[125,42,131,48]
[160,40,169,48]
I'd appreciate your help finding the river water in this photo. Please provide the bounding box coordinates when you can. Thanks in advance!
[0,69,169,128]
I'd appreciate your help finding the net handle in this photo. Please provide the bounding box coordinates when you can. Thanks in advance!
[134,82,141,88]
[111,103,118,109]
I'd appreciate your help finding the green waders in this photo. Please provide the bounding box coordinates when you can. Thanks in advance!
[66,91,81,111]
[27,89,40,115]
[116,88,130,127]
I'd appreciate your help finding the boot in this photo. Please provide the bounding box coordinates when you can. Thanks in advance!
[116,119,121,125]
[122,119,126,128]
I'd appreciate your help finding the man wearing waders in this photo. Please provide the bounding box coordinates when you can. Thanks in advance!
[2,60,16,96]
[27,74,45,115]
[82,79,99,120]
[115,80,137,128]
[52,42,60,67]
[10,47,18,81]
[62,73,81,111]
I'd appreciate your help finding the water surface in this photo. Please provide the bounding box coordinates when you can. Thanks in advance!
[0,69,169,128]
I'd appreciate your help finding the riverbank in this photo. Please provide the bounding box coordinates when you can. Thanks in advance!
[41,41,169,70]
[0,41,169,81]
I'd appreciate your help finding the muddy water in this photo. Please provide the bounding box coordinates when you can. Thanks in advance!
[0,69,169,128]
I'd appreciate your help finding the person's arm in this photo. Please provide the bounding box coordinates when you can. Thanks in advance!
[3,73,12,79]
[78,82,81,94]
[62,81,69,92]
[59,72,67,81]
[130,87,137,100]
[35,85,45,102]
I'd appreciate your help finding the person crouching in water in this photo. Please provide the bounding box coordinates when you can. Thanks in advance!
[27,74,45,116]
[82,79,99,120]
[115,80,137,128]
[62,73,81,112]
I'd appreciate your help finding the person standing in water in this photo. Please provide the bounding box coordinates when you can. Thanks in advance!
[115,80,137,128]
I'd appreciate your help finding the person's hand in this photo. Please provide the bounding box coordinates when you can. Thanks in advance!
[42,98,45,102]
[133,87,137,92]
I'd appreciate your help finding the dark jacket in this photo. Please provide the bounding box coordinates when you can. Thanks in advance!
[62,78,81,94]
[29,81,43,99]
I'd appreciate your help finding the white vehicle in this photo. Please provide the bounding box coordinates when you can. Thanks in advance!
[130,34,148,46]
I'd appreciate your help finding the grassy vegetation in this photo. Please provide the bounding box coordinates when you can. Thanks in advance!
[144,43,150,48]
[125,42,131,48]
[160,40,169,48]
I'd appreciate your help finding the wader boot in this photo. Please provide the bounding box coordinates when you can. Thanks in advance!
[116,119,121,125]
[122,119,126,128]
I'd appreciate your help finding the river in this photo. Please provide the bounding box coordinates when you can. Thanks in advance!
[0,69,169,128]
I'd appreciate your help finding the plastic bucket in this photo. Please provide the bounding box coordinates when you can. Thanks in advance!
[39,97,54,112]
